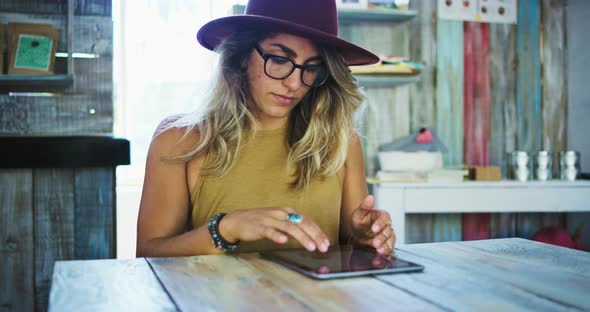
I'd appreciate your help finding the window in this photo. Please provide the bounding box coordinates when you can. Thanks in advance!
[113,0,239,258]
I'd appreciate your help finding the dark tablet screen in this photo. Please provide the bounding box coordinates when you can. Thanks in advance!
[261,245,424,279]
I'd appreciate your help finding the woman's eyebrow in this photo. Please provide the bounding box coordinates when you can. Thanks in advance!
[269,43,322,63]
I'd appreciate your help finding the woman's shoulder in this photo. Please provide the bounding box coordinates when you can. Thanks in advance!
[149,114,201,157]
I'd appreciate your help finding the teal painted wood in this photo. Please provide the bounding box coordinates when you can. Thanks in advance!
[74,168,115,259]
[409,0,436,131]
[516,0,542,152]
[432,214,463,242]
[0,169,34,311]
[436,20,464,167]
[34,169,75,312]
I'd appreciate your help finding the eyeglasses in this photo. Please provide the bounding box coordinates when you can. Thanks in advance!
[254,45,329,87]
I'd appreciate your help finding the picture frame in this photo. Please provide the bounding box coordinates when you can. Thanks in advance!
[336,0,369,9]
[7,23,59,75]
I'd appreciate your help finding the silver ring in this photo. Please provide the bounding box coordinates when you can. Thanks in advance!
[387,240,393,250]
[386,220,392,226]
[383,230,390,238]
[287,213,303,224]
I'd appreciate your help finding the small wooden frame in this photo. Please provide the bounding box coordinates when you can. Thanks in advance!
[7,23,59,75]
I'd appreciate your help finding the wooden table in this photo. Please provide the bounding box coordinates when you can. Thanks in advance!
[49,238,590,311]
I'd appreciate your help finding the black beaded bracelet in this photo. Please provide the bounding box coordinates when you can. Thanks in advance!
[208,213,239,252]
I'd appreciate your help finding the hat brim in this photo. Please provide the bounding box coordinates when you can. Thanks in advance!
[197,15,380,66]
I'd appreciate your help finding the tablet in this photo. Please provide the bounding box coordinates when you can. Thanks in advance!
[260,245,424,280]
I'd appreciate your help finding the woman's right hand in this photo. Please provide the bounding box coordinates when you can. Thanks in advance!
[219,207,331,252]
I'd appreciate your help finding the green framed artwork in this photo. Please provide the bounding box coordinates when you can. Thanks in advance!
[7,23,58,75]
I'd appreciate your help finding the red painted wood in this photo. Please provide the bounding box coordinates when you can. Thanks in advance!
[463,22,492,241]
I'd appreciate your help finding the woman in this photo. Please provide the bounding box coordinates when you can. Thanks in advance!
[136,0,396,257]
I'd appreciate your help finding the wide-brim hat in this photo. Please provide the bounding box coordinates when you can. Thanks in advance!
[196,0,379,66]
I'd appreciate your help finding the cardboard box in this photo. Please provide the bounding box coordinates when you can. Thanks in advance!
[7,23,59,75]
[468,166,502,181]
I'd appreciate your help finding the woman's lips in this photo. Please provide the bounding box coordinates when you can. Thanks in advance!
[273,93,295,105]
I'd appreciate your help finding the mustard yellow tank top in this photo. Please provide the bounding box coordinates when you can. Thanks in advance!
[190,128,342,253]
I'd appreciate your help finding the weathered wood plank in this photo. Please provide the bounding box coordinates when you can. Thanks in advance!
[432,214,462,242]
[379,246,574,311]
[0,0,111,16]
[489,213,517,238]
[0,94,113,135]
[460,238,590,277]
[489,23,518,240]
[34,169,75,312]
[0,169,34,312]
[409,0,436,131]
[242,254,444,311]
[406,214,434,243]
[147,255,313,311]
[148,254,443,311]
[0,14,113,56]
[489,23,517,175]
[463,22,492,241]
[49,258,176,311]
[436,19,463,167]
[541,0,567,156]
[74,168,115,259]
[399,239,590,310]
[516,0,542,152]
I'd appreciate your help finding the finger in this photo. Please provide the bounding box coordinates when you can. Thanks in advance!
[299,217,330,252]
[369,210,392,233]
[266,218,317,251]
[377,236,395,255]
[359,195,375,211]
[259,226,288,244]
[371,225,392,249]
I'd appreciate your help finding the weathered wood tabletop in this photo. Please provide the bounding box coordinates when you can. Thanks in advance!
[49,238,590,311]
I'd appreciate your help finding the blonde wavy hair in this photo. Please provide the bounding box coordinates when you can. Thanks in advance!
[161,30,365,191]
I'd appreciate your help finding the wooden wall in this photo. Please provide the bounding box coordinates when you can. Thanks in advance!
[345,0,583,244]
[0,1,114,311]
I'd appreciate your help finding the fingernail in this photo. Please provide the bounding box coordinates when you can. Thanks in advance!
[374,238,382,246]
[378,247,385,254]
[321,241,329,252]
[307,242,316,251]
[372,225,379,232]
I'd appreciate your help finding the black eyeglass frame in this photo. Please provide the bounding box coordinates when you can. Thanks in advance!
[254,45,329,88]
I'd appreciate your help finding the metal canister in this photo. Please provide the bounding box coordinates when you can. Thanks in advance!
[559,151,581,181]
[535,151,552,181]
[510,151,530,182]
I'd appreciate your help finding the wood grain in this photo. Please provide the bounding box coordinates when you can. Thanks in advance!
[436,19,464,167]
[49,258,176,311]
[541,0,567,158]
[516,0,542,152]
[460,238,590,277]
[0,14,112,56]
[34,169,75,312]
[74,168,115,259]
[242,253,443,311]
[0,0,111,16]
[0,94,113,135]
[381,246,574,311]
[409,0,436,131]
[463,22,492,241]
[0,169,34,312]
[399,239,590,310]
[489,23,517,176]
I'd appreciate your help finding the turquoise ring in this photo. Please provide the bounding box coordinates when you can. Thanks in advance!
[287,213,303,224]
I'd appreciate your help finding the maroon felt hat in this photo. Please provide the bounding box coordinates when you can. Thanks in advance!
[196,0,379,66]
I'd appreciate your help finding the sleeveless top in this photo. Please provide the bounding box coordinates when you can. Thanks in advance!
[190,127,343,253]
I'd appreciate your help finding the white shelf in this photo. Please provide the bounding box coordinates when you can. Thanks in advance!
[338,8,417,23]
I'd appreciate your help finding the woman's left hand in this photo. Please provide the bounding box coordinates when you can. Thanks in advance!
[350,195,396,254]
